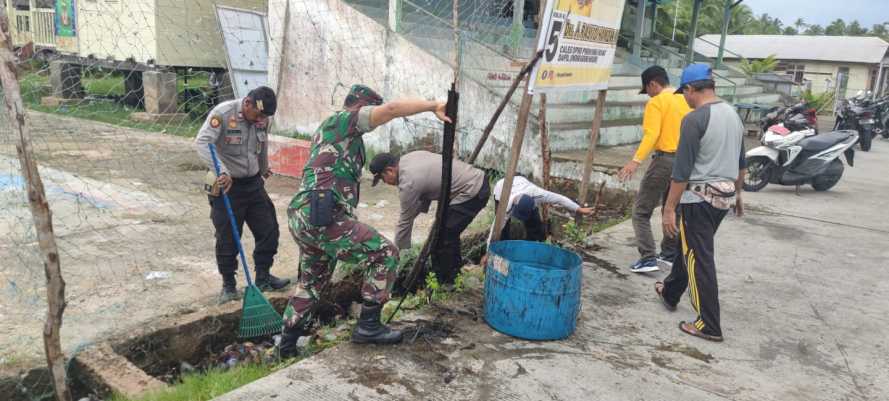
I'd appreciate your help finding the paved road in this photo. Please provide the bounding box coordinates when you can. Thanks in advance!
[212,137,889,401]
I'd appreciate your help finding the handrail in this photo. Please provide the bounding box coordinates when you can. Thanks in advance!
[655,30,745,61]
[619,31,738,103]
[649,30,748,77]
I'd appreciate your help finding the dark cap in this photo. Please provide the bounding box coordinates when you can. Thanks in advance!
[368,152,398,186]
[675,63,713,94]
[247,86,277,116]
[344,84,384,109]
[639,65,668,94]
[510,195,537,222]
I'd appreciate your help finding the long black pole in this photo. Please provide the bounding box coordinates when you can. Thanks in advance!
[386,84,459,323]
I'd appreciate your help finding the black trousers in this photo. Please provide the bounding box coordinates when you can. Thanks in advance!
[662,201,727,337]
[431,179,491,285]
[209,174,280,279]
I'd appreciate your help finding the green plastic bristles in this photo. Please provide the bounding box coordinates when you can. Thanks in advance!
[238,286,284,338]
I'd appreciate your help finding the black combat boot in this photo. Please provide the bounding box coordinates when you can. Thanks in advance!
[277,324,308,358]
[218,275,240,305]
[351,302,403,345]
[255,269,291,291]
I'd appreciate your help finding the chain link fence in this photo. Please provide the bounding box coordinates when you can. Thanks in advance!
[2,0,523,400]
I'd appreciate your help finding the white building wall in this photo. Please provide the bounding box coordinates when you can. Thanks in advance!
[269,0,542,176]
[77,0,157,63]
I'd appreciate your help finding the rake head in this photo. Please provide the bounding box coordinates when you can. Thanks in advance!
[238,285,284,338]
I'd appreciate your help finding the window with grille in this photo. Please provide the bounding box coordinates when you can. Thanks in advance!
[15,14,30,33]
[777,62,806,83]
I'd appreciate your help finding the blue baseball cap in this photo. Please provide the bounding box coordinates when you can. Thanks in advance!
[675,63,713,94]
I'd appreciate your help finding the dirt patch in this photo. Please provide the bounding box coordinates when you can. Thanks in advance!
[177,161,207,172]
[656,343,714,364]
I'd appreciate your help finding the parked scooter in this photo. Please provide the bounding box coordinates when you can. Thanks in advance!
[835,92,876,151]
[759,101,818,134]
[865,96,889,139]
[745,117,858,192]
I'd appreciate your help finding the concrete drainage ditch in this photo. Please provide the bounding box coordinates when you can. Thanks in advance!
[70,294,289,401]
[2,183,633,401]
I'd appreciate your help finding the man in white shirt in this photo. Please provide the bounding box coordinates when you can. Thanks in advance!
[487,176,594,245]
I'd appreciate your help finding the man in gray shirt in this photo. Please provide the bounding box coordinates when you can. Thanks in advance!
[369,151,489,285]
[655,64,746,342]
[194,86,290,303]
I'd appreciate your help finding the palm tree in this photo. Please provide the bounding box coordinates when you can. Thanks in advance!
[793,18,806,33]
[805,24,825,35]
[825,19,846,36]
[871,23,889,41]
[846,20,868,36]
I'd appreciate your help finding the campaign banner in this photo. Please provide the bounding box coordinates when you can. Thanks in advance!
[529,0,626,94]
[55,0,77,37]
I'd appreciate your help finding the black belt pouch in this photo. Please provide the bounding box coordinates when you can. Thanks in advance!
[308,189,335,226]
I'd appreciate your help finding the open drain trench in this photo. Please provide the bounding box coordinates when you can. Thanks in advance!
[2,183,633,401]
[68,295,292,400]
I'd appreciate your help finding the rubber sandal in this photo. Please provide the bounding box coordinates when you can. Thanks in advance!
[654,282,676,311]
[678,321,724,342]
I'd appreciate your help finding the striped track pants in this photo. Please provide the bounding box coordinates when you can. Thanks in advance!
[663,201,728,337]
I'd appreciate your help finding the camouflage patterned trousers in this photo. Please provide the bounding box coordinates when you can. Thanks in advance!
[284,203,399,329]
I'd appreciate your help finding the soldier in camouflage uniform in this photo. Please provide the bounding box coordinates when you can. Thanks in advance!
[279,85,450,354]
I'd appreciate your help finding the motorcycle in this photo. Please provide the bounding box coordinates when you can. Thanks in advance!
[835,92,876,151]
[866,96,889,139]
[745,114,858,192]
[759,101,818,134]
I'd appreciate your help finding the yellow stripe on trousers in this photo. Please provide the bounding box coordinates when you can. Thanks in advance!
[679,214,689,256]
[681,212,704,328]
[688,249,701,315]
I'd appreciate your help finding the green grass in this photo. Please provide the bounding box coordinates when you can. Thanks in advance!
[110,364,277,401]
[18,70,207,138]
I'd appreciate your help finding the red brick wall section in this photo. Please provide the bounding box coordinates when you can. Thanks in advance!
[268,135,311,178]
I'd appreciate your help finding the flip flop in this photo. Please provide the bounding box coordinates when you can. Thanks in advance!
[654,282,676,311]
[679,321,724,342]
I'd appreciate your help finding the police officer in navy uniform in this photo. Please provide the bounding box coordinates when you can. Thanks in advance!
[194,86,291,303]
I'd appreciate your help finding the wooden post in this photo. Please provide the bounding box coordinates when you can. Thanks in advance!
[268,0,291,134]
[576,89,607,222]
[274,0,291,95]
[538,93,551,230]
[537,0,550,233]
[491,80,535,242]
[0,12,72,401]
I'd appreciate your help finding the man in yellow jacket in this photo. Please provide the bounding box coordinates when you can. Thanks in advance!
[618,66,692,273]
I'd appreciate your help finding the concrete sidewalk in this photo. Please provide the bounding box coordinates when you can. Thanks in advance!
[211,139,889,401]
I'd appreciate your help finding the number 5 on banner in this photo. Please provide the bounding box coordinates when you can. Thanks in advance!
[545,20,564,63]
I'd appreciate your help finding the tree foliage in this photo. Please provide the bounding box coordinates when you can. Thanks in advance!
[802,89,836,114]
[652,1,889,44]
[739,54,779,77]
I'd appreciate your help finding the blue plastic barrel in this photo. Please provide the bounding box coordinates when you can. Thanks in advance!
[484,240,583,340]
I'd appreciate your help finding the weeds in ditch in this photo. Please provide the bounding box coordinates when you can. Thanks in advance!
[383,269,480,321]
[109,363,282,401]
[561,221,588,245]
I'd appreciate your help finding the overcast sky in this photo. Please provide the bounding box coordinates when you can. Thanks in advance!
[741,0,887,28]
